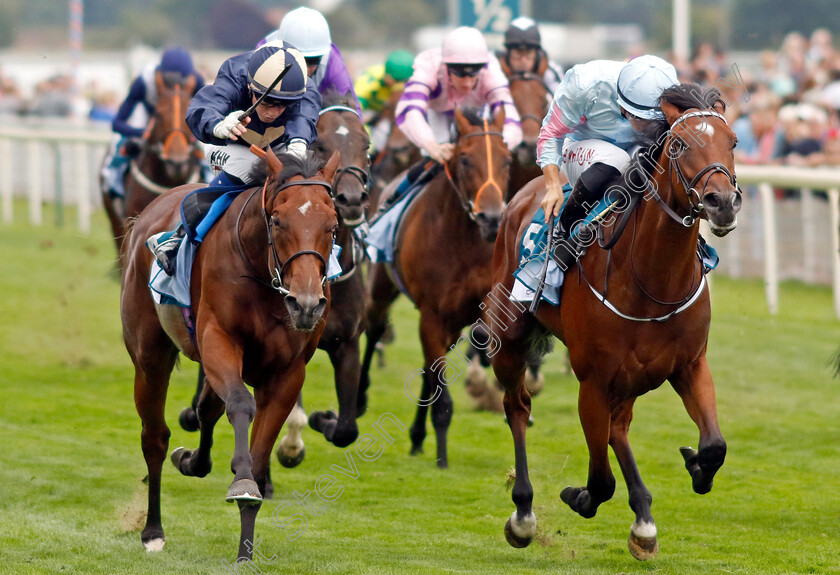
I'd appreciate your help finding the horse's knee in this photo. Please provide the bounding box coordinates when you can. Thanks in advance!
[225,388,256,421]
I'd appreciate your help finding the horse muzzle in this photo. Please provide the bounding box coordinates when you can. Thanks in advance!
[703,188,742,237]
[284,293,328,332]
[474,211,502,242]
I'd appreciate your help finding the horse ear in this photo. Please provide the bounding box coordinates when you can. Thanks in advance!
[264,146,284,178]
[712,99,726,115]
[454,107,470,136]
[660,101,682,126]
[493,105,506,132]
[322,150,341,181]
[154,70,166,94]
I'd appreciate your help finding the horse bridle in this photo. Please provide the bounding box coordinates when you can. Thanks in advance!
[318,105,372,196]
[507,72,550,127]
[236,177,334,296]
[444,119,507,221]
[650,110,739,227]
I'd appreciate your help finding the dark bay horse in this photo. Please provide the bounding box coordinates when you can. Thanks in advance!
[303,91,372,448]
[102,72,203,258]
[500,58,549,199]
[360,108,511,468]
[488,85,741,559]
[121,148,340,560]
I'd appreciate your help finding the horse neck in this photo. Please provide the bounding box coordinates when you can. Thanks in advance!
[427,169,481,236]
[612,166,701,291]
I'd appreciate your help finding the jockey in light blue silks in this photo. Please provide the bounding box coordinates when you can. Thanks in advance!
[101,47,206,199]
[536,54,679,269]
[259,6,362,115]
[146,42,321,276]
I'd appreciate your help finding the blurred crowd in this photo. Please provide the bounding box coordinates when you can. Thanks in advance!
[679,28,840,168]
[4,26,840,169]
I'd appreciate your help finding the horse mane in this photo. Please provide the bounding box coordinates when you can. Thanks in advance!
[458,106,485,128]
[248,152,325,191]
[321,88,357,110]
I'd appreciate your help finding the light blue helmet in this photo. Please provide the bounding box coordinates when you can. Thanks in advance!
[617,55,679,120]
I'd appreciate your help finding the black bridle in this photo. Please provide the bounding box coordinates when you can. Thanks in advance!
[236,177,334,296]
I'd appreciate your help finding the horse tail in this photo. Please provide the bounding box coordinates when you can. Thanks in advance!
[119,216,140,275]
[829,346,840,378]
[527,331,554,369]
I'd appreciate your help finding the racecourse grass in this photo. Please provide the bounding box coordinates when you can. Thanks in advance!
[1,205,840,574]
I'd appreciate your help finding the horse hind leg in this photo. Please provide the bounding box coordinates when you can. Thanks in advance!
[670,357,727,494]
[310,338,360,448]
[276,396,307,468]
[609,399,658,560]
[177,364,206,432]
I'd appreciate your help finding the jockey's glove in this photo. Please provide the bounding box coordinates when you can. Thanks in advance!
[286,139,308,159]
[213,111,247,140]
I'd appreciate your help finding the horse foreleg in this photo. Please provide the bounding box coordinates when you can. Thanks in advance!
[277,395,307,468]
[201,327,260,504]
[359,263,400,416]
[561,380,615,519]
[670,356,727,494]
[494,345,536,548]
[171,379,224,478]
[609,399,658,560]
[234,369,305,561]
[321,339,361,447]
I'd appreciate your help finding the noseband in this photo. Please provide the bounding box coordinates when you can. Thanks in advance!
[444,119,507,221]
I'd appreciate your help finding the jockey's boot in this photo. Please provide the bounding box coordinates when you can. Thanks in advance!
[551,162,623,271]
[146,225,186,276]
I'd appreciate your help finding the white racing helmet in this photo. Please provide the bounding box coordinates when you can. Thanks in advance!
[278,7,332,58]
[617,55,679,120]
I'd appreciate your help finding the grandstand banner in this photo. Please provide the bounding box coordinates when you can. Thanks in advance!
[456,0,522,33]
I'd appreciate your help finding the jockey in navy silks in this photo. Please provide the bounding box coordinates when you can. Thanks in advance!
[146,42,320,275]
[101,47,205,198]
[536,54,679,269]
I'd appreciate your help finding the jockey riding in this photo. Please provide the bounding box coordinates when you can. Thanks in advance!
[391,26,522,195]
[537,54,679,269]
[354,49,415,152]
[147,42,320,275]
[262,7,361,114]
[101,47,206,199]
[497,17,564,93]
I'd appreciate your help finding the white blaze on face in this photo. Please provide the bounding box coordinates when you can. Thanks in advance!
[696,122,715,138]
[335,125,349,136]
[299,200,312,215]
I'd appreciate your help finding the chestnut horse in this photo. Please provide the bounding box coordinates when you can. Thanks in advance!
[360,108,510,468]
[121,149,339,560]
[488,85,741,559]
[102,72,203,259]
[500,58,549,199]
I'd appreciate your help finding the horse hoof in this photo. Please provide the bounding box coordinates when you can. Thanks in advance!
[143,537,165,552]
[330,424,359,448]
[226,479,262,504]
[409,445,423,456]
[170,447,190,473]
[178,407,199,432]
[308,410,337,433]
[504,517,533,548]
[277,446,306,469]
[436,458,448,469]
[628,531,659,561]
[561,486,597,518]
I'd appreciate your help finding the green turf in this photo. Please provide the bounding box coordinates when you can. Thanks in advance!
[1,206,839,574]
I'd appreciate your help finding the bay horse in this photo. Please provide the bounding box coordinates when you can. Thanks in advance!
[360,107,511,468]
[102,71,203,259]
[500,58,549,199]
[488,84,741,559]
[121,147,340,560]
[175,92,371,471]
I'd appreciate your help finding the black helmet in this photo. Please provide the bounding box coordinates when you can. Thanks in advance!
[504,17,541,50]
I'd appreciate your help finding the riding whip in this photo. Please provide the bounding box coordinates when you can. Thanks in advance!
[529,213,556,314]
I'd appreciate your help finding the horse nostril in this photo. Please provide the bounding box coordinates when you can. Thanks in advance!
[284,295,301,317]
[732,191,742,212]
[360,191,369,204]
[334,194,348,207]
[704,192,721,210]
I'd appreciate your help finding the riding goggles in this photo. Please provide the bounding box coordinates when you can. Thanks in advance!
[447,63,485,78]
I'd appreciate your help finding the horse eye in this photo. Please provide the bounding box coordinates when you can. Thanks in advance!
[732,138,738,150]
